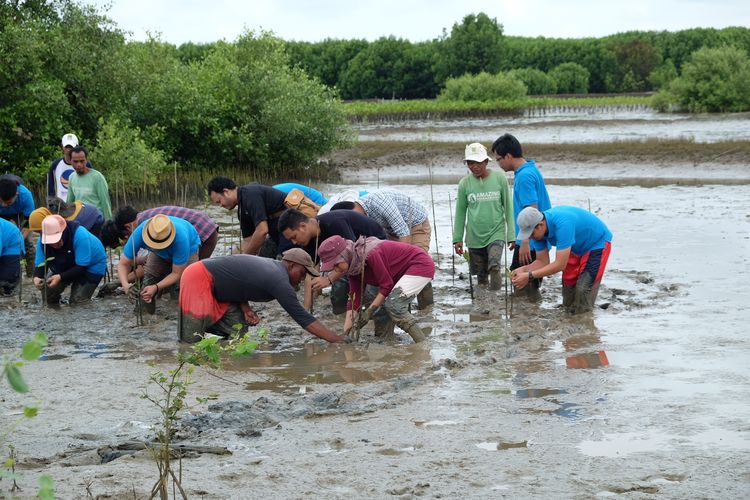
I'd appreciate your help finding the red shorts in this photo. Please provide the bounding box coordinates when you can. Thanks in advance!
[179,261,230,323]
[562,241,612,287]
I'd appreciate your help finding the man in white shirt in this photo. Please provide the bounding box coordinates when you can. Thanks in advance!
[46,133,78,199]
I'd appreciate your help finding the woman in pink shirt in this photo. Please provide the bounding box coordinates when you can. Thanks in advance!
[319,235,434,343]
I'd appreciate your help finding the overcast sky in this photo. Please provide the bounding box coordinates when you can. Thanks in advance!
[88,0,750,45]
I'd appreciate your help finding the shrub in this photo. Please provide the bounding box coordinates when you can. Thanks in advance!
[439,71,527,102]
[663,46,750,112]
[549,62,590,94]
[508,68,557,95]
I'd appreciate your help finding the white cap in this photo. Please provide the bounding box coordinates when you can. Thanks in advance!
[61,133,79,148]
[464,142,489,163]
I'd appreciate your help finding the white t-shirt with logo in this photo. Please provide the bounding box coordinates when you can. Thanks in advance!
[53,159,75,198]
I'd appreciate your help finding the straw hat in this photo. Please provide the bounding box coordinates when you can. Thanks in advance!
[29,207,53,232]
[142,214,176,250]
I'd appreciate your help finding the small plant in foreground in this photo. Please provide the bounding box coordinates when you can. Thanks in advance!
[142,326,267,499]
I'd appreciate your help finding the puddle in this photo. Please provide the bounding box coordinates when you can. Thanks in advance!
[476,440,528,451]
[566,351,610,369]
[514,388,567,398]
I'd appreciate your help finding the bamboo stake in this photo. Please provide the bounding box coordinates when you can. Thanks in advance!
[427,161,440,265]
[447,193,455,286]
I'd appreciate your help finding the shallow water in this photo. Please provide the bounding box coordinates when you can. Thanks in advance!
[2,148,750,497]
[356,108,750,144]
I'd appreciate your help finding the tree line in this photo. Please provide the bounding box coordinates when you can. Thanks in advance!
[2,2,748,186]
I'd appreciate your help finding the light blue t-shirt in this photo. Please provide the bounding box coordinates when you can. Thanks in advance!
[531,206,612,255]
[273,183,328,205]
[123,216,200,265]
[34,225,107,276]
[0,184,35,219]
[0,218,24,256]
[513,159,552,244]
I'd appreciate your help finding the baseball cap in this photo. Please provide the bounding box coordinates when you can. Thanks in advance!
[281,248,320,276]
[142,214,176,250]
[41,214,67,244]
[61,133,79,148]
[464,142,489,163]
[318,235,348,272]
[516,207,544,241]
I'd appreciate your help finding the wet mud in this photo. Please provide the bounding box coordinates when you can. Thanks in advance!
[2,112,750,498]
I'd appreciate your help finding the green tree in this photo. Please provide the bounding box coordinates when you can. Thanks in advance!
[508,68,557,95]
[434,13,504,84]
[663,45,750,112]
[549,62,590,93]
[612,39,662,91]
[649,59,678,90]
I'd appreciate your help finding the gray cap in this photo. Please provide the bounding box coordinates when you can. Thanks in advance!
[516,207,544,241]
[281,248,320,276]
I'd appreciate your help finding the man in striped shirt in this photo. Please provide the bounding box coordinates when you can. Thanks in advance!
[106,205,219,259]
[331,188,434,308]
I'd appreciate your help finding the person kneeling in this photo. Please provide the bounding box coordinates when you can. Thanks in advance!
[32,215,106,305]
[178,249,348,343]
[318,235,435,343]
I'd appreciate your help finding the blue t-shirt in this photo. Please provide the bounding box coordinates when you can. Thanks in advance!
[34,225,107,276]
[513,159,552,244]
[273,183,328,205]
[123,216,200,265]
[0,218,24,256]
[531,206,612,255]
[0,184,35,219]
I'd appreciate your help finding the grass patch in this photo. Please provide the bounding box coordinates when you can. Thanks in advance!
[344,95,655,122]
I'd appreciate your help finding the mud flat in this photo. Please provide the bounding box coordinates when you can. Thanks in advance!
[3,107,750,497]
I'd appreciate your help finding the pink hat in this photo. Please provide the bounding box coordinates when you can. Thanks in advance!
[41,214,67,244]
[318,235,348,272]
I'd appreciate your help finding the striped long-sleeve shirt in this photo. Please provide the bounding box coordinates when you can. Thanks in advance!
[137,206,218,243]
[357,189,428,238]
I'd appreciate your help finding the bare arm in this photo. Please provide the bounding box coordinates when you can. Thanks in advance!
[141,262,188,302]
[241,220,269,255]
[305,319,348,343]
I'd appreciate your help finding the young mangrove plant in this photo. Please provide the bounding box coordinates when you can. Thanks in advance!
[142,325,267,499]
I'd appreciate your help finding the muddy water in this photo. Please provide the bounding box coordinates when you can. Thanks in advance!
[3,162,750,497]
[356,109,750,144]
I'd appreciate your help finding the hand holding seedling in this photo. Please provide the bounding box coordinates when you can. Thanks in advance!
[46,274,62,289]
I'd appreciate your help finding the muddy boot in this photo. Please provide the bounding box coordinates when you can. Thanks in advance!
[489,268,502,291]
[373,316,396,341]
[179,311,207,343]
[24,236,36,278]
[398,318,426,343]
[562,285,576,311]
[472,253,488,285]
[416,282,434,309]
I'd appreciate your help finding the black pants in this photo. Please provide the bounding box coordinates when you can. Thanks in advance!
[0,254,20,294]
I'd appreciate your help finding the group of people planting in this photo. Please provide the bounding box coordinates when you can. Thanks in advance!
[1,132,612,344]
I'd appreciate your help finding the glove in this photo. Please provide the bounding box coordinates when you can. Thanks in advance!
[354,307,373,330]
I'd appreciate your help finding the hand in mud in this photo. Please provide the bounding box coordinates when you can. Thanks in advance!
[345,326,359,342]
[354,307,373,330]
[33,277,45,290]
[453,242,464,255]
[46,274,62,289]
[244,308,260,326]
[126,284,140,301]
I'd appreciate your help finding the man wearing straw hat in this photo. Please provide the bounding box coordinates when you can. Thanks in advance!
[452,142,514,290]
[117,214,200,314]
[178,249,348,343]
[0,218,24,296]
[32,214,106,305]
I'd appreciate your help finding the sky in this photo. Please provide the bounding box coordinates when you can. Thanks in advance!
[88,0,750,45]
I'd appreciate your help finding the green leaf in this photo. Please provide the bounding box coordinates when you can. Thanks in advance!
[21,340,43,361]
[38,474,55,499]
[23,406,38,418]
[34,332,49,347]
[6,364,29,393]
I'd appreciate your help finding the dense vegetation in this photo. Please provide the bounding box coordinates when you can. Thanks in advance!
[0,1,351,187]
[2,2,748,187]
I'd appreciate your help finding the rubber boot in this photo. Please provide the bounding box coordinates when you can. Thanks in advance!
[416,282,434,309]
[373,315,396,341]
[489,268,502,291]
[398,319,426,343]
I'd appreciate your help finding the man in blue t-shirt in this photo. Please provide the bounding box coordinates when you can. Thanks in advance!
[0,174,36,277]
[493,133,552,301]
[117,214,200,314]
[0,218,24,295]
[273,183,328,206]
[511,206,613,314]
[32,214,106,305]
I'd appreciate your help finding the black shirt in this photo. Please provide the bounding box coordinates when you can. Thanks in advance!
[203,255,315,328]
[303,210,387,261]
[237,184,287,242]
